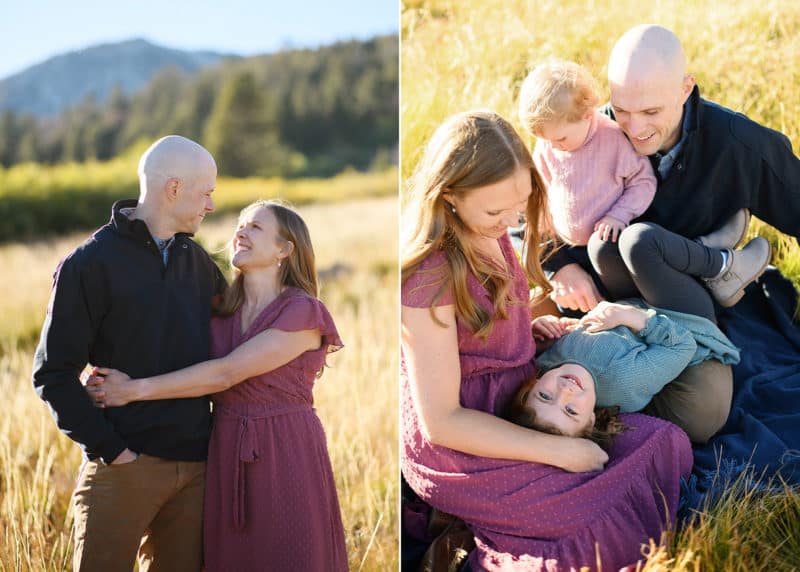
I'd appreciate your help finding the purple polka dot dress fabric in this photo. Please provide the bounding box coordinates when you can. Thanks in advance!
[203,287,348,571]
[402,233,693,571]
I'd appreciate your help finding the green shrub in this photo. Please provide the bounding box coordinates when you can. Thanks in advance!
[0,153,396,242]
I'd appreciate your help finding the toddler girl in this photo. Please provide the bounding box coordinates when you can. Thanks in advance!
[518,59,656,245]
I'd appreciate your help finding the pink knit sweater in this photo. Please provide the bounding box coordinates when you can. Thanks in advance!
[533,110,657,245]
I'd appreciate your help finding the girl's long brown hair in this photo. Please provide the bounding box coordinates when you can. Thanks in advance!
[401,110,552,338]
[216,199,318,317]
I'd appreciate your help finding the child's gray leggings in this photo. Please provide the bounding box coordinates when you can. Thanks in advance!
[587,222,723,321]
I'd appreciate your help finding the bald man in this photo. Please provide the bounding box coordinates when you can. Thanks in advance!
[33,135,226,571]
[541,25,800,443]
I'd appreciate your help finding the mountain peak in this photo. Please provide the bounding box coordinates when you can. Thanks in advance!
[0,39,238,116]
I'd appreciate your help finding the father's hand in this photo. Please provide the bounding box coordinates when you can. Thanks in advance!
[549,263,604,313]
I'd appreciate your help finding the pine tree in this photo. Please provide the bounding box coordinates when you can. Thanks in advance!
[204,71,289,177]
[0,110,19,167]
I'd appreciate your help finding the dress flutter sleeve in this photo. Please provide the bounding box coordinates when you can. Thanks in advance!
[402,250,455,308]
[272,294,343,354]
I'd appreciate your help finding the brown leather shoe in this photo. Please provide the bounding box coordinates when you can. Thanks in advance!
[697,209,750,250]
[704,237,771,307]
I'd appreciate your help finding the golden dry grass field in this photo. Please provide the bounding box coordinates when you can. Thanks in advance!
[402,0,800,570]
[0,196,398,571]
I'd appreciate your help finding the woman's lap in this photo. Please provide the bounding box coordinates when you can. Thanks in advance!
[403,413,692,571]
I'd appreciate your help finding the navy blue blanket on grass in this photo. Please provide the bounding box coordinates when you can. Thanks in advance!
[681,268,800,513]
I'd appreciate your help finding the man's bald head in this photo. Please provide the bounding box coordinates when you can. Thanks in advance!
[609,25,686,88]
[135,136,217,237]
[138,135,216,198]
[607,25,694,156]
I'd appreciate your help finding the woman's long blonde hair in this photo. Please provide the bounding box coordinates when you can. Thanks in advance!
[216,199,318,317]
[401,110,552,338]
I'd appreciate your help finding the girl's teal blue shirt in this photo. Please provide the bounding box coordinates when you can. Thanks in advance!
[535,300,740,412]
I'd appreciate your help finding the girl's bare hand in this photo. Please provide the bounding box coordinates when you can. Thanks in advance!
[532,315,567,340]
[580,302,649,333]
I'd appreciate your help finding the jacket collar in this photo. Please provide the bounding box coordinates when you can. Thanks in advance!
[108,199,190,244]
[685,84,701,134]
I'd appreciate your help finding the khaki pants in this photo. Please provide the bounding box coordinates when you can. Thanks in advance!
[643,359,733,444]
[72,453,205,572]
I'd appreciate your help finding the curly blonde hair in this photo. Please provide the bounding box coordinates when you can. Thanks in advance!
[518,60,600,137]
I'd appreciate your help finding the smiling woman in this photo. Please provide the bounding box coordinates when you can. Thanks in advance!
[219,199,318,318]
[401,109,552,339]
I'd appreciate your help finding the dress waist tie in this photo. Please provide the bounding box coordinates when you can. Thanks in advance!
[215,403,311,529]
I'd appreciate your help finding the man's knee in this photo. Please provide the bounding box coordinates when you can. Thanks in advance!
[644,359,733,444]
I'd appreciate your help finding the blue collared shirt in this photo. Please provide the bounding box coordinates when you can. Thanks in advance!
[653,96,693,179]
[151,235,175,266]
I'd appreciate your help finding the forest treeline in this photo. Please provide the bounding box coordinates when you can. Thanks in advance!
[0,35,397,178]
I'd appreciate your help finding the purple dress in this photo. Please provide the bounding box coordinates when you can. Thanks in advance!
[401,233,693,572]
[203,287,348,571]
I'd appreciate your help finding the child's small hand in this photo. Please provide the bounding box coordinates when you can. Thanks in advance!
[579,302,649,333]
[593,215,627,242]
[532,315,568,341]
[559,317,580,332]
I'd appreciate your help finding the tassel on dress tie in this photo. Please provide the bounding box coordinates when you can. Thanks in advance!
[232,416,260,529]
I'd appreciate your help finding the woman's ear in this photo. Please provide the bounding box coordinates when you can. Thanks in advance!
[442,190,456,210]
[280,240,295,260]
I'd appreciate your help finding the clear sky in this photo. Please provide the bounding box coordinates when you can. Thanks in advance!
[0,0,398,79]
